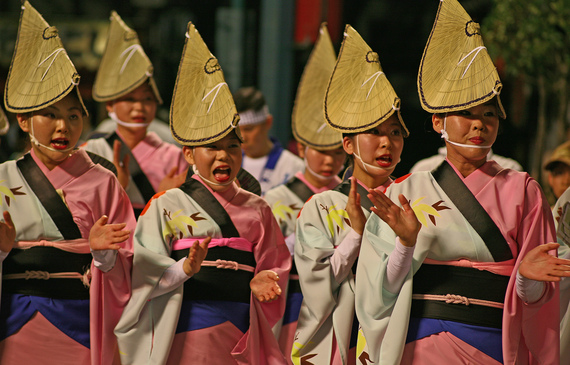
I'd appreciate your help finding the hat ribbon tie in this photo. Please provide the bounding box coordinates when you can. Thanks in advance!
[202,82,227,114]
[119,44,144,74]
[38,48,66,81]
[458,46,486,79]
[362,71,384,100]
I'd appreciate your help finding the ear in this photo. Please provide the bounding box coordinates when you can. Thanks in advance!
[297,142,306,158]
[105,101,114,114]
[432,114,444,134]
[16,113,31,133]
[183,146,195,165]
[343,136,354,156]
[265,114,273,130]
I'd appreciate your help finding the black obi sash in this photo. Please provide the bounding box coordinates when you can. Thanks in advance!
[3,247,92,300]
[411,264,509,329]
[431,161,513,262]
[171,246,255,303]
[285,176,314,204]
[16,153,82,240]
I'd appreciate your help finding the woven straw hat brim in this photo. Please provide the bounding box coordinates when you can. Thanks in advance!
[170,22,240,147]
[292,23,342,151]
[92,11,162,104]
[4,1,87,115]
[0,107,8,135]
[324,25,409,136]
[417,0,506,118]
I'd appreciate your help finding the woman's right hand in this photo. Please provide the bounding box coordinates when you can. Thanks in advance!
[183,237,210,276]
[345,177,366,235]
[368,189,420,247]
[0,211,16,253]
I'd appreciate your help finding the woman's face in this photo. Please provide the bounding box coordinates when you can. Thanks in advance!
[433,101,499,166]
[344,115,405,181]
[184,132,243,192]
[106,83,157,126]
[17,93,83,170]
[299,144,346,186]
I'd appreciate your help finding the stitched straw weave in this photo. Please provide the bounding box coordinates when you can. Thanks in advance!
[93,11,162,104]
[170,22,240,147]
[4,1,87,115]
[0,107,8,135]
[292,23,342,151]
[417,0,505,118]
[324,24,408,136]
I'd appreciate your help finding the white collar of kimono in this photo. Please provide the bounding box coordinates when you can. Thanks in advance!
[108,104,151,128]
[303,146,336,182]
[440,114,491,149]
[29,115,76,154]
[352,134,398,173]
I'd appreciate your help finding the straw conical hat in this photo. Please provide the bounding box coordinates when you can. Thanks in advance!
[0,107,8,135]
[4,1,87,115]
[418,0,506,118]
[324,25,408,136]
[292,23,342,151]
[93,11,162,104]
[170,22,240,147]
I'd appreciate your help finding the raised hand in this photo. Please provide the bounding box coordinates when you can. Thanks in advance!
[158,167,188,192]
[250,270,282,303]
[113,139,130,189]
[183,237,210,276]
[0,211,16,253]
[345,177,366,235]
[519,243,570,282]
[368,189,420,247]
[89,215,130,251]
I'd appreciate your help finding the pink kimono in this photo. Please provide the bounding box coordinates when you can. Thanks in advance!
[356,160,559,365]
[115,175,291,364]
[0,149,135,365]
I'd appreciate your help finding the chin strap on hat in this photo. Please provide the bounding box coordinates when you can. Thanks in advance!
[441,114,491,149]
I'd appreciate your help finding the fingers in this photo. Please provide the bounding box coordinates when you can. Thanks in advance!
[266,270,280,282]
[398,194,412,212]
[113,140,121,164]
[200,236,212,250]
[96,215,109,227]
[122,153,130,169]
[3,211,14,229]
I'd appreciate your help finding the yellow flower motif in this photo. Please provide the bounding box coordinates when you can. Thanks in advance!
[0,180,25,207]
[162,209,204,239]
[324,204,350,237]
[411,196,442,227]
[272,200,296,221]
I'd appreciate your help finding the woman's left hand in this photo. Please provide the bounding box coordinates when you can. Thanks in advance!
[250,270,282,303]
[519,242,570,281]
[89,215,130,251]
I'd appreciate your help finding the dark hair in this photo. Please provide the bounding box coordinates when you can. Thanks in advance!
[233,87,266,113]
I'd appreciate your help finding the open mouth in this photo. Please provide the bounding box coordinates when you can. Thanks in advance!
[51,138,70,150]
[213,166,232,182]
[376,155,393,167]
